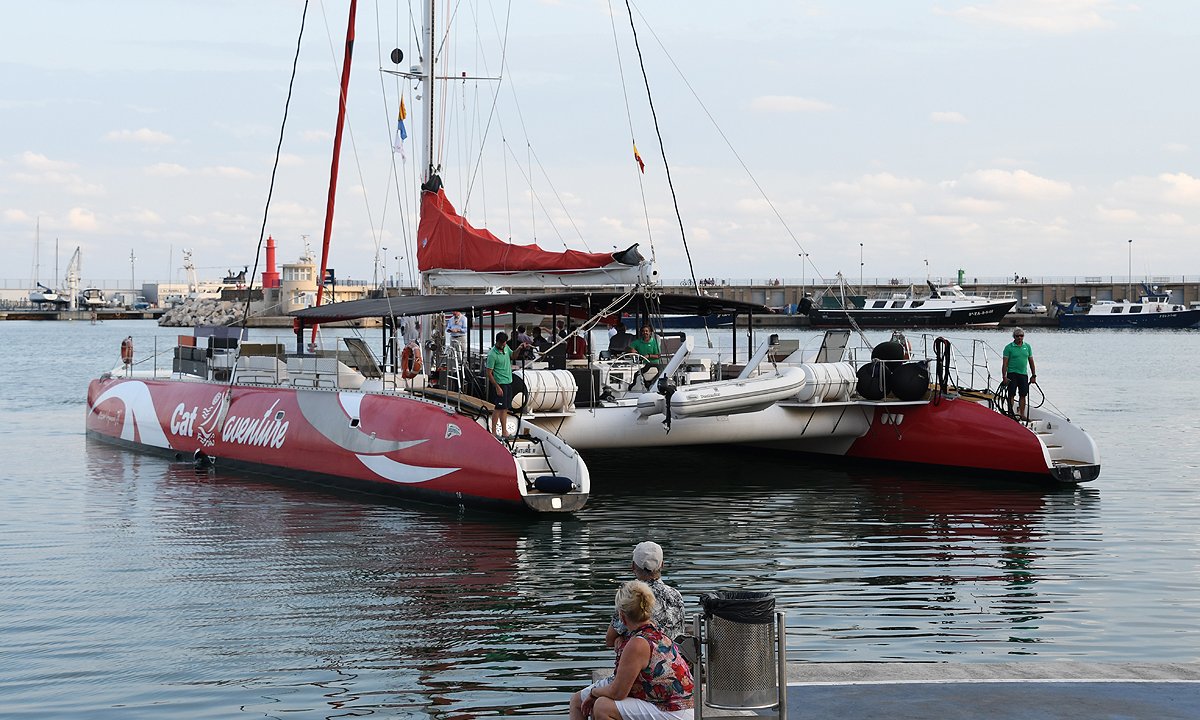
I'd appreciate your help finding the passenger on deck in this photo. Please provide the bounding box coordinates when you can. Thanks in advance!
[565,323,588,361]
[531,326,552,357]
[446,310,467,353]
[629,324,661,364]
[570,580,695,720]
[486,331,513,438]
[607,322,633,355]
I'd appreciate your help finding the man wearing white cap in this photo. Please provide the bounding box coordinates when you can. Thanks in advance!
[606,541,685,646]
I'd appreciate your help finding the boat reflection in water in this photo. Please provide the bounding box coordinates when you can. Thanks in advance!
[74,438,1105,716]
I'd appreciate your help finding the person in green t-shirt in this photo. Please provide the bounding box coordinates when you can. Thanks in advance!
[485,331,514,437]
[629,324,661,363]
[1001,327,1037,420]
[628,324,663,388]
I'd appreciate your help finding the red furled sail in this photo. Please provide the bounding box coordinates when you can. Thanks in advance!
[417,178,641,273]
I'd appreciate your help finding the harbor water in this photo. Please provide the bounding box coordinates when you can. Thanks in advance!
[2,320,1199,718]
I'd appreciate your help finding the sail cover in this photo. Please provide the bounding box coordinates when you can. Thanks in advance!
[417,178,641,273]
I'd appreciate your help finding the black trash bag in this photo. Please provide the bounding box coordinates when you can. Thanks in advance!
[700,591,775,625]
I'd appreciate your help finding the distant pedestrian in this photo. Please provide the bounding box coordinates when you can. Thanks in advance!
[1001,327,1037,420]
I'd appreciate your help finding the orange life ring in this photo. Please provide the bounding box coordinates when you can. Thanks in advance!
[400,345,423,379]
[120,337,134,365]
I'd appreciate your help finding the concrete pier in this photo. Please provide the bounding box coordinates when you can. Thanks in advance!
[785,662,1200,720]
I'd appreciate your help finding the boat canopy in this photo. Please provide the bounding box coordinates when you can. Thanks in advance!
[416,176,642,273]
[291,291,772,323]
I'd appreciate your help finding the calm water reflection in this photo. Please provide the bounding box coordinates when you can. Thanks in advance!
[1,321,1198,718]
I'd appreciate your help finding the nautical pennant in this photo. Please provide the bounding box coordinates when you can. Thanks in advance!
[633,143,645,173]
[393,97,408,161]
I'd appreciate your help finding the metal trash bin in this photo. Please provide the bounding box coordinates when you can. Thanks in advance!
[699,591,781,710]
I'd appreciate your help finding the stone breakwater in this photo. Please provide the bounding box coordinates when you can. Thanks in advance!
[158,299,248,327]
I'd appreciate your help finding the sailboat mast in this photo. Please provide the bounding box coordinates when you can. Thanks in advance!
[311,0,358,340]
[421,0,435,182]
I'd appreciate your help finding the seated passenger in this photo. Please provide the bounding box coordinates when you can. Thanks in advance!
[565,323,588,361]
[607,322,633,355]
[629,324,661,364]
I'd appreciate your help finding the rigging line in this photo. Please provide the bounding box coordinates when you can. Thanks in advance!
[622,0,701,296]
[498,141,569,248]
[462,0,512,212]
[318,0,382,256]
[234,0,310,370]
[627,0,811,261]
[373,0,405,321]
[527,144,591,251]
[606,0,656,264]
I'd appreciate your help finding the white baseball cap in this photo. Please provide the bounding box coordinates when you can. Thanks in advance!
[632,541,664,572]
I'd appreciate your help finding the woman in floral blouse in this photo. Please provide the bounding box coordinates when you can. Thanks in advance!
[570,581,695,720]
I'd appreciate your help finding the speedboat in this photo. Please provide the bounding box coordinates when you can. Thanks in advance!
[1056,285,1200,329]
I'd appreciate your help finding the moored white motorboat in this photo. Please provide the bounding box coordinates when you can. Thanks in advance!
[1056,284,1200,329]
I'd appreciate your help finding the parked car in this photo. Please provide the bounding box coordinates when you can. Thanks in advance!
[1016,301,1047,314]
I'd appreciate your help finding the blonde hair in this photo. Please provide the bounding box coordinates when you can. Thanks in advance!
[615,580,656,624]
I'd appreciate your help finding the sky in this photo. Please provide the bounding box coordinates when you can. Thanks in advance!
[3,0,1199,290]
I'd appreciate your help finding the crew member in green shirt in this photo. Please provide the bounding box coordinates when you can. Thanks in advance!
[629,324,661,363]
[1001,327,1037,421]
[485,331,514,438]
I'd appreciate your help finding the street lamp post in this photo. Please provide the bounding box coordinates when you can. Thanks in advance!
[379,246,387,289]
[395,255,403,290]
[859,243,864,295]
[799,252,808,295]
[1127,239,1132,300]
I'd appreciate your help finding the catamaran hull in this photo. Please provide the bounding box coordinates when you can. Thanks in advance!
[761,396,1100,483]
[85,377,585,512]
[810,301,1013,328]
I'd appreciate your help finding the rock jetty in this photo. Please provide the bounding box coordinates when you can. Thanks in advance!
[158,298,248,327]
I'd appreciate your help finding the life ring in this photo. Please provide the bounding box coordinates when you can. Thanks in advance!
[400,344,423,379]
[120,337,134,366]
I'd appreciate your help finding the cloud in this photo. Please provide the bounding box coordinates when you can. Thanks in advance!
[1163,143,1189,154]
[960,168,1073,199]
[19,151,75,172]
[947,196,1004,214]
[750,95,835,113]
[829,172,925,195]
[301,129,334,143]
[4,208,33,223]
[1095,204,1139,223]
[114,209,164,225]
[145,162,189,177]
[201,165,254,179]
[67,207,98,231]
[1159,172,1200,204]
[10,152,104,195]
[938,0,1120,34]
[104,128,174,144]
[930,111,967,124]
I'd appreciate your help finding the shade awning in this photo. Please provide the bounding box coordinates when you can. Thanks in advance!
[290,290,773,323]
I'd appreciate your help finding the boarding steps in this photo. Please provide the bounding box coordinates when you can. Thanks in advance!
[1027,419,1064,461]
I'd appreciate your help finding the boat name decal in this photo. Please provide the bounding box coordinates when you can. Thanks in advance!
[170,403,199,437]
[220,400,290,449]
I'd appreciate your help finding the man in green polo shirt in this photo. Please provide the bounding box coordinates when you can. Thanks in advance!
[1001,327,1037,420]
[485,331,514,438]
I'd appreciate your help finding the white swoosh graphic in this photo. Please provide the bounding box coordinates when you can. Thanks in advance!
[90,381,172,449]
[356,453,460,484]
